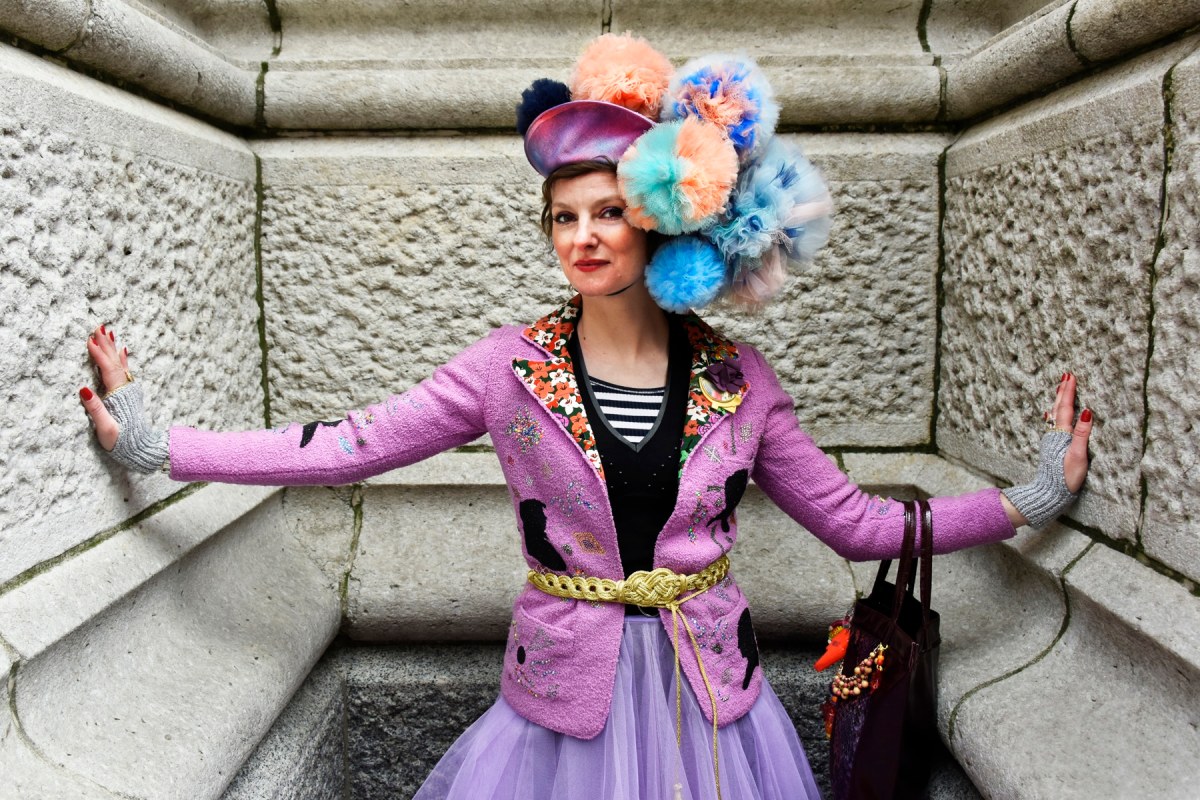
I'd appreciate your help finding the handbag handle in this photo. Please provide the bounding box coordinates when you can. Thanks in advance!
[870,500,918,624]
[869,499,934,627]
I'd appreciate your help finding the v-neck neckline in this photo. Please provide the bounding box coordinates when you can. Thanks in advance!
[569,321,678,455]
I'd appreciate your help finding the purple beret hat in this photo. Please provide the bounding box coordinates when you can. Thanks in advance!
[523,100,654,177]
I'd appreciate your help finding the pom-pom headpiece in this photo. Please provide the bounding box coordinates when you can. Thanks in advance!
[705,138,833,306]
[519,34,833,313]
[663,55,779,160]
[516,79,571,136]
[570,33,674,119]
[617,117,739,235]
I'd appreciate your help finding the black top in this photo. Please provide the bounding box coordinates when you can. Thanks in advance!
[568,316,693,614]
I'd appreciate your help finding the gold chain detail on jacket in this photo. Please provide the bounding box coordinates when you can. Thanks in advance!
[527,554,732,800]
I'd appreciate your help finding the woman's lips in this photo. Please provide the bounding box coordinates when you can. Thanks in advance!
[573,259,608,272]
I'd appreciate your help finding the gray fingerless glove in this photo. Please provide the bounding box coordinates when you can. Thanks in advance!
[102,382,169,474]
[1002,431,1078,528]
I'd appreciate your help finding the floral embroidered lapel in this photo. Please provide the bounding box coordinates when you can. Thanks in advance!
[512,297,750,480]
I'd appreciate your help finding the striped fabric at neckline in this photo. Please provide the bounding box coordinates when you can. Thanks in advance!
[588,376,666,445]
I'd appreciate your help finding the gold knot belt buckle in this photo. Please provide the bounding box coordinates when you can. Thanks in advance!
[528,554,731,800]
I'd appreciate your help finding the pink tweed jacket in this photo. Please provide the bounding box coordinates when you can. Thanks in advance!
[169,297,1015,739]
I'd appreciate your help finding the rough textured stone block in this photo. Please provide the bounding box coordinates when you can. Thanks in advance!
[1072,0,1200,63]
[944,3,1081,120]
[0,44,261,586]
[710,135,948,448]
[257,134,946,449]
[343,644,503,800]
[951,545,1200,798]
[940,43,1194,540]
[1142,46,1200,580]
[10,498,340,800]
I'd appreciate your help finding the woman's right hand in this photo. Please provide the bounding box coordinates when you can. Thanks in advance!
[79,324,131,451]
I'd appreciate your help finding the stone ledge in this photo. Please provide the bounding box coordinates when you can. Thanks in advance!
[5,1,1199,131]
[0,484,342,800]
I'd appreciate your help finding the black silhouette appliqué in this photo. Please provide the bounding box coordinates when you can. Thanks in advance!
[737,607,760,690]
[707,469,749,533]
[299,420,341,448]
[519,499,567,572]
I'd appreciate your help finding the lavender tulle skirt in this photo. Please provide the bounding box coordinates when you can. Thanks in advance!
[413,616,821,799]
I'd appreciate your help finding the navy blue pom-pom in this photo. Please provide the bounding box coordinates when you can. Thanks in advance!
[516,79,572,136]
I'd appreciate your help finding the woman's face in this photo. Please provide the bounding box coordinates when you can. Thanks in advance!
[549,171,649,298]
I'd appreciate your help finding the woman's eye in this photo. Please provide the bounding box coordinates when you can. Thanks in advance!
[600,207,625,219]
[553,212,575,225]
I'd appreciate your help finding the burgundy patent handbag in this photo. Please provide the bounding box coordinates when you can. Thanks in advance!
[828,499,940,800]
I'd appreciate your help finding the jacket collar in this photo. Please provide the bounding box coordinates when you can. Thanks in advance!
[513,296,749,478]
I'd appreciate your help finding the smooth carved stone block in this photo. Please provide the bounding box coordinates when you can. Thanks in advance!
[64,0,258,126]
[10,499,340,800]
[1072,0,1200,63]
[345,483,527,641]
[1142,46,1200,580]
[0,0,91,52]
[944,3,1081,120]
[0,44,260,586]
[950,546,1200,799]
[939,43,1195,540]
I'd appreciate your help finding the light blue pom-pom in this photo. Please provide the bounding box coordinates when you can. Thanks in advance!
[645,236,728,312]
[704,137,831,268]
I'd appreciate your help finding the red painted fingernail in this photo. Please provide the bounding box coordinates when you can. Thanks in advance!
[1061,372,1067,382]
[79,387,94,401]
[109,330,115,341]
[122,346,128,356]
[100,325,106,335]
[1080,408,1092,423]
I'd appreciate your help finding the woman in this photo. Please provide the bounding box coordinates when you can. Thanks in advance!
[79,35,1091,800]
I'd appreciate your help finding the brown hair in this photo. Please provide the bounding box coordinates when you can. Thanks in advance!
[539,158,618,236]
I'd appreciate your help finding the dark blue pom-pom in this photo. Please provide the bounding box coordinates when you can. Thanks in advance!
[516,79,572,135]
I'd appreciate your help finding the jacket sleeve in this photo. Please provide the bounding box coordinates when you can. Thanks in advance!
[745,346,1015,560]
[167,328,506,486]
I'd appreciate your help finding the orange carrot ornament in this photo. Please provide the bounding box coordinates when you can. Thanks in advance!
[814,618,850,672]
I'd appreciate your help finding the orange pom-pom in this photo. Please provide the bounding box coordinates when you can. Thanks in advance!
[674,117,738,223]
[571,33,673,118]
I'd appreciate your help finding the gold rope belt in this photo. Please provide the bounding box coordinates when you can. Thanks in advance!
[527,554,731,800]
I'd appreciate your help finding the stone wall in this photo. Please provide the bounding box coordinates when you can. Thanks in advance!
[2,2,1200,798]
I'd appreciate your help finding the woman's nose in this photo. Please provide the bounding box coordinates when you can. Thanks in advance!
[573,217,597,247]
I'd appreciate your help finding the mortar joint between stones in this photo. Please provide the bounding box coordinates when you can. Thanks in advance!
[946,539,1092,744]
[340,485,366,619]
[0,483,207,598]
[1064,1,1092,69]
[1135,58,1180,548]
[916,0,933,54]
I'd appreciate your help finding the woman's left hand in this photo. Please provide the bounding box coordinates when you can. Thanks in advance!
[1049,372,1092,493]
[1001,372,1093,528]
